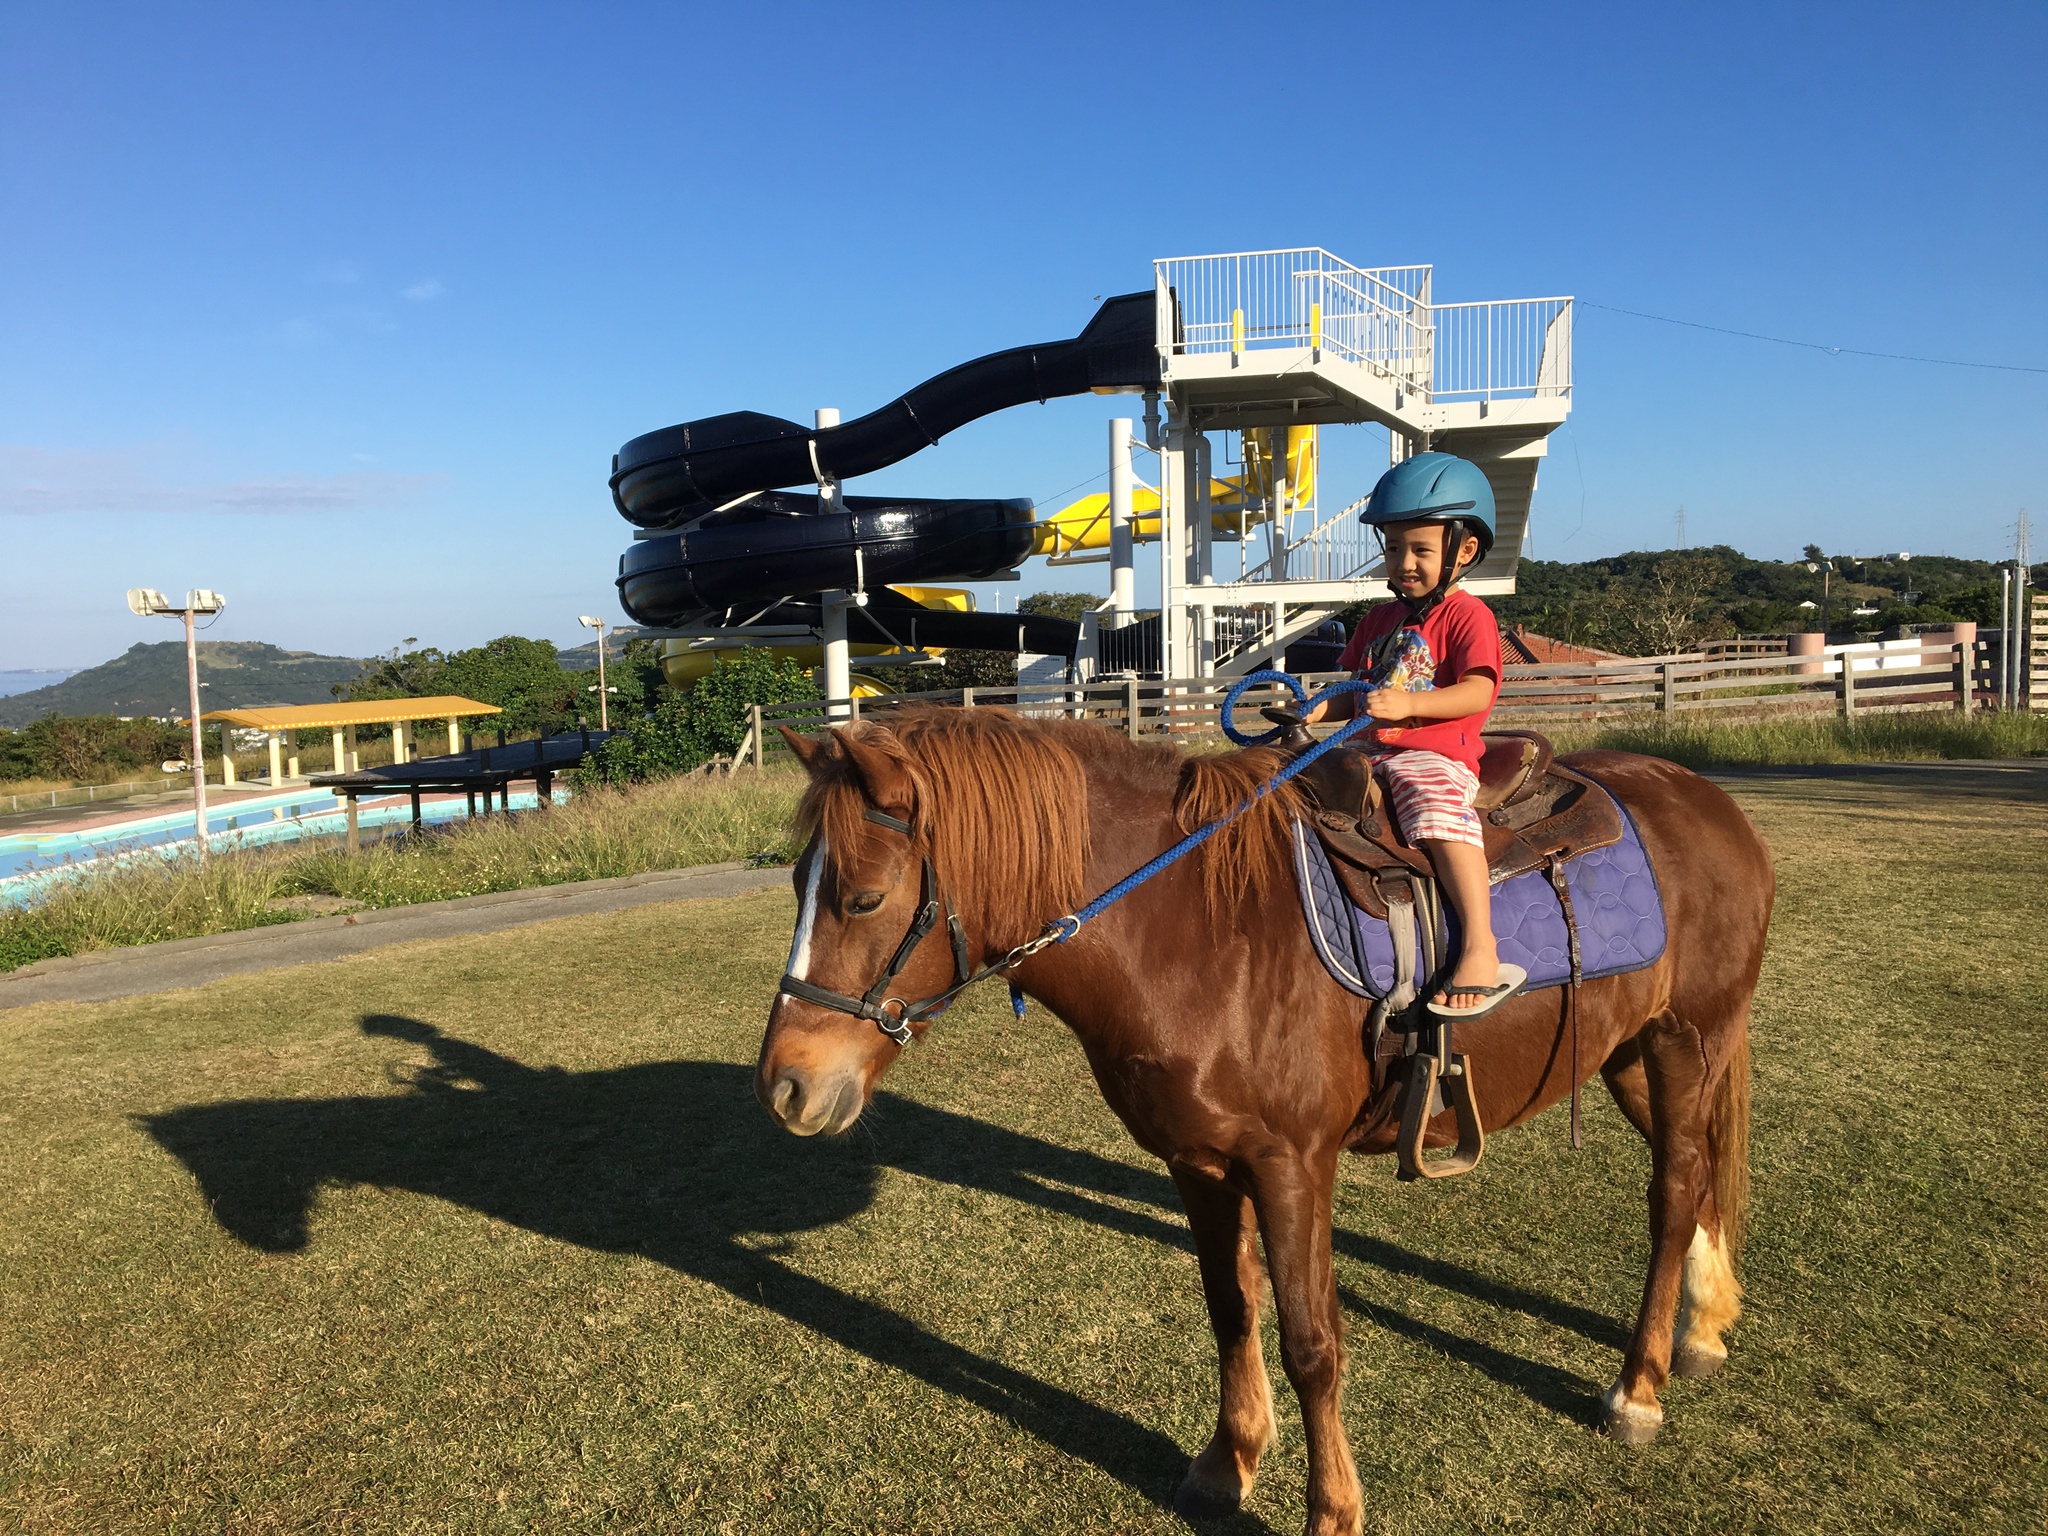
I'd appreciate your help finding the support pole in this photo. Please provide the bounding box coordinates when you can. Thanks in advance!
[1161,412,1190,681]
[1108,417,1135,628]
[392,720,407,765]
[332,728,346,774]
[184,608,208,858]
[268,731,283,785]
[814,405,853,723]
[345,794,359,854]
[447,716,461,755]
[345,724,359,773]
[750,704,764,771]
[821,594,852,723]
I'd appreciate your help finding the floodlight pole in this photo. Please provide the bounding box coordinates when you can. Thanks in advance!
[184,604,208,856]
[578,615,611,730]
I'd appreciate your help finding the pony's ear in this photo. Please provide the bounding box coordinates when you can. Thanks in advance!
[834,727,916,825]
[778,725,829,771]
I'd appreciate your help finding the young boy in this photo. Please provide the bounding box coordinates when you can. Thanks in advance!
[1306,452,1526,1017]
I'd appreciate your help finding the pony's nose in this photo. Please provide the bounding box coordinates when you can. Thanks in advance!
[760,1065,808,1125]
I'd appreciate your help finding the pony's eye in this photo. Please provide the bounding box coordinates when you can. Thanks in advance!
[847,891,886,916]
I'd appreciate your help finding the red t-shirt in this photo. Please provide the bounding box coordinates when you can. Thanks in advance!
[1335,588,1502,773]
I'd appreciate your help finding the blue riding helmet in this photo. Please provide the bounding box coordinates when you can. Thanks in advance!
[1359,452,1497,561]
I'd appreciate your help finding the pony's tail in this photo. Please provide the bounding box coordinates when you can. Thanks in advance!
[1710,1023,1752,1265]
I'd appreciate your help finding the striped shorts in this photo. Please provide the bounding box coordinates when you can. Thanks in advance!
[1374,748,1483,848]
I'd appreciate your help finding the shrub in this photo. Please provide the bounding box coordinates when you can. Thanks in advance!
[572,649,818,787]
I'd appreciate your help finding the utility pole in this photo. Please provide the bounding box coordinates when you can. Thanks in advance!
[578,615,611,730]
[127,587,224,858]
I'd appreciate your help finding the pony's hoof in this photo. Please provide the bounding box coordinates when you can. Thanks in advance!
[1600,1383,1665,1445]
[1672,1339,1728,1380]
[1173,1471,1245,1518]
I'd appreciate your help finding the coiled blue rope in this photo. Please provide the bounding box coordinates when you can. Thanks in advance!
[1049,669,1378,941]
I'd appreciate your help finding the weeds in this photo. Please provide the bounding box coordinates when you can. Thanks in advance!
[0,769,805,971]
[1542,707,2048,766]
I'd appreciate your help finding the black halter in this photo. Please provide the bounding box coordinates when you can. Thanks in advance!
[775,807,997,1047]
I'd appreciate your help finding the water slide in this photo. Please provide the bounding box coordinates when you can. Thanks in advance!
[613,293,1161,651]
[1030,425,1318,560]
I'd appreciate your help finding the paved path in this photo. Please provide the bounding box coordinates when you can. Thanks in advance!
[0,863,788,1010]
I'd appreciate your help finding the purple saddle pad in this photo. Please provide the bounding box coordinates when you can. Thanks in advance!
[1292,790,1667,1001]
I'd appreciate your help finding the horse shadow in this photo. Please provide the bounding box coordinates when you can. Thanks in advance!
[140,1016,1611,1520]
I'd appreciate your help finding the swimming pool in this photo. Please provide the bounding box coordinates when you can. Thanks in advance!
[0,786,563,901]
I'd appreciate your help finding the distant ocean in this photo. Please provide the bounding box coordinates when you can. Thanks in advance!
[0,669,80,698]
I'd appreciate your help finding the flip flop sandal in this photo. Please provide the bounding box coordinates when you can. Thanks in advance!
[1426,963,1528,1021]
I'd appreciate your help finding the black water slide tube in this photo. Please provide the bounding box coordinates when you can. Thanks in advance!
[610,292,1160,528]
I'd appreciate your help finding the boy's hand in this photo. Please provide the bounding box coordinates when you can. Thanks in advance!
[1365,688,1410,722]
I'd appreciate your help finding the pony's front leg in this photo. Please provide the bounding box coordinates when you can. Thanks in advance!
[1248,1148,1361,1536]
[1170,1167,1276,1517]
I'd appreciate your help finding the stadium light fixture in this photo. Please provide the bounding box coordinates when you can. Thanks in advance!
[578,614,611,731]
[127,587,227,857]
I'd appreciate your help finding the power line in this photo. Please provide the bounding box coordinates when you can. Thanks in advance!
[1583,300,2048,375]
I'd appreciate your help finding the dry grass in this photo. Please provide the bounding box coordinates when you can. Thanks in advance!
[0,770,805,971]
[1,767,2043,1532]
[1541,707,2048,765]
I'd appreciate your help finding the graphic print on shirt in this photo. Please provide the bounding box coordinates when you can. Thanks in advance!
[1369,628,1438,695]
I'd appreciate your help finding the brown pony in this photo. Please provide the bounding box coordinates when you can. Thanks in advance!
[758,706,1768,1536]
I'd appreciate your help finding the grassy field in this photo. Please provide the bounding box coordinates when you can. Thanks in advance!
[2,766,2042,1533]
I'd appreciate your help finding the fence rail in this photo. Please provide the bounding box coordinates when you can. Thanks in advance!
[4,778,190,817]
[734,639,2010,765]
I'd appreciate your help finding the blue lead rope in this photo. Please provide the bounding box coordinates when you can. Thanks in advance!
[1044,670,1376,944]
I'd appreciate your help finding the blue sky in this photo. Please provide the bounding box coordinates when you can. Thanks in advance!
[2,1,2042,668]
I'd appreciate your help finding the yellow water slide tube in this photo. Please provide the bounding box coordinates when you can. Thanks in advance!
[1031,426,1318,559]
[657,585,973,694]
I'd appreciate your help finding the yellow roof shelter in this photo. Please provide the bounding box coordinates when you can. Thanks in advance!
[197,696,502,730]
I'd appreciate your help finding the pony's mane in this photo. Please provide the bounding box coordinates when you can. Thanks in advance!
[795,706,1089,950]
[796,705,1304,939]
[1174,745,1305,918]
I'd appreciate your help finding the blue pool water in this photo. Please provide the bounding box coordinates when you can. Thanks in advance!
[0,786,562,902]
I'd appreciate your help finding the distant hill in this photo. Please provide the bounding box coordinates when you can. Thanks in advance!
[0,641,366,727]
[556,626,649,672]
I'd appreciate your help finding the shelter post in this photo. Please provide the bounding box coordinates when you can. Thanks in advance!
[345,725,359,772]
[392,720,408,764]
[345,794,359,854]
[331,729,346,773]
[268,731,283,785]
[446,716,460,755]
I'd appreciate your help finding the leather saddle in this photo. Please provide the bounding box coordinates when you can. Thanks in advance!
[1268,712,1624,921]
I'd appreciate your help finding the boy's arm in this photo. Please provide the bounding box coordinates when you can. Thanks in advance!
[1366,669,1497,724]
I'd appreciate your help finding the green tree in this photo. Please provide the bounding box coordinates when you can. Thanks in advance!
[1,715,188,782]
[1018,591,1097,623]
[571,648,818,787]
[340,635,591,738]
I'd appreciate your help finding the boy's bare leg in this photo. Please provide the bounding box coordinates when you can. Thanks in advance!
[1423,838,1499,1007]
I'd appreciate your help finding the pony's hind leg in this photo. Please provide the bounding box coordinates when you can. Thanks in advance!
[1603,1015,1717,1445]
[1170,1167,1276,1517]
[1603,1035,1743,1382]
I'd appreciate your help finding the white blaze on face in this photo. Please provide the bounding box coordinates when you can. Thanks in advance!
[781,836,827,991]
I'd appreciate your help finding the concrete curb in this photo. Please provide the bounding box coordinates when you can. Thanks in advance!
[1,861,789,1009]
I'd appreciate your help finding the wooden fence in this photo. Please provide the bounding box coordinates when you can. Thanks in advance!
[733,638,1999,766]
